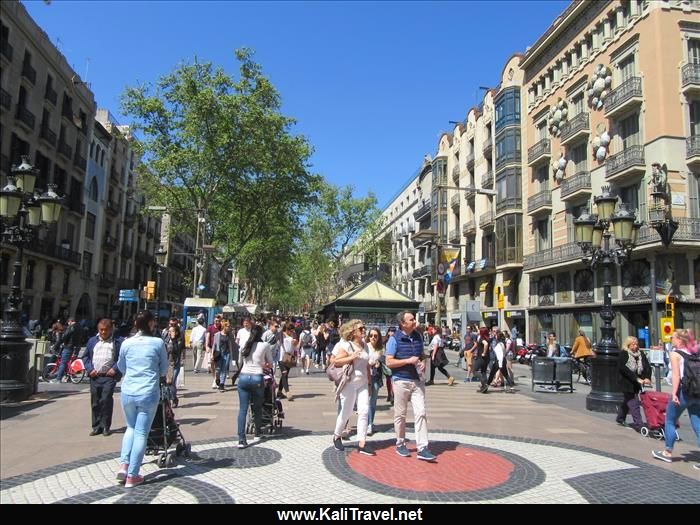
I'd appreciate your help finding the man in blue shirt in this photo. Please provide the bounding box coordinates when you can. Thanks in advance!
[385,311,436,462]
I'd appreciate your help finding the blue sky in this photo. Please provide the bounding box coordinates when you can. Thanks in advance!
[24,0,570,208]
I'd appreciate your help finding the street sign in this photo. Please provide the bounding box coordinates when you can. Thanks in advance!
[118,289,138,303]
[660,317,674,343]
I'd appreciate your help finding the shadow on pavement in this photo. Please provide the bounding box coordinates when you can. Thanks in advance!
[0,390,84,420]
[178,401,218,409]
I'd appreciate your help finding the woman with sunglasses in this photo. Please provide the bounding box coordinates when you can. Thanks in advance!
[331,319,374,456]
[366,327,386,436]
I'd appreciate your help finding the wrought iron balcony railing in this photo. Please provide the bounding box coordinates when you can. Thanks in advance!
[604,77,642,115]
[687,135,700,159]
[523,241,583,270]
[527,189,552,213]
[681,63,700,88]
[559,112,589,143]
[606,145,645,178]
[527,138,550,165]
[560,170,591,198]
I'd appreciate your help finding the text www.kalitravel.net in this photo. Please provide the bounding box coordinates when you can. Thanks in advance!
[277,507,424,521]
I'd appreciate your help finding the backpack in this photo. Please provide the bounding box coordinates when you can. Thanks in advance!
[680,352,700,398]
[301,331,313,348]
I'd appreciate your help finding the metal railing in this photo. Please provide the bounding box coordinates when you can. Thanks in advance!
[528,138,550,164]
[637,217,700,245]
[462,219,476,236]
[527,189,552,213]
[480,210,494,227]
[560,112,589,143]
[523,241,583,270]
[21,62,36,84]
[482,136,493,155]
[414,200,431,220]
[481,170,493,188]
[449,227,461,242]
[67,199,85,216]
[687,135,700,159]
[26,238,81,266]
[40,124,57,146]
[450,193,461,208]
[45,86,57,106]
[15,105,35,130]
[452,164,461,184]
[560,170,591,198]
[496,150,521,171]
[606,145,645,178]
[496,196,522,214]
[681,63,700,88]
[58,140,73,161]
[73,153,86,172]
[604,77,642,114]
[464,184,477,199]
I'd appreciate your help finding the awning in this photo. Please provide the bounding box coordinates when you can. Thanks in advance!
[479,282,489,292]
[502,279,512,287]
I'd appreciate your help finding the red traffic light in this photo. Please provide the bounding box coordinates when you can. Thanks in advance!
[663,325,672,334]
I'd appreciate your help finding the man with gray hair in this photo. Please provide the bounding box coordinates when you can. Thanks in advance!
[385,310,436,462]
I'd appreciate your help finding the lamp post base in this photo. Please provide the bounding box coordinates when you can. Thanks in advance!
[585,346,623,413]
[0,325,32,403]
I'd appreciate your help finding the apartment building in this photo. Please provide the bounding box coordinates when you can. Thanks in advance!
[521,0,700,345]
[1,1,95,323]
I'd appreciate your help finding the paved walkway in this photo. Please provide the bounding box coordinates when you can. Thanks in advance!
[1,363,698,504]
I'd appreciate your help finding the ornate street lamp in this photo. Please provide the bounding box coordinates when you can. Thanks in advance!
[0,157,63,402]
[154,246,168,327]
[575,186,638,413]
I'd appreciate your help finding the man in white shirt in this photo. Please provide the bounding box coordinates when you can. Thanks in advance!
[230,317,253,386]
[190,318,207,373]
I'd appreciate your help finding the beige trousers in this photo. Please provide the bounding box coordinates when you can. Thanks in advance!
[392,379,429,451]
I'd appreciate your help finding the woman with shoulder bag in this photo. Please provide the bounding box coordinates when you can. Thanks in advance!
[617,336,651,432]
[276,322,298,401]
[366,327,386,436]
[331,319,374,456]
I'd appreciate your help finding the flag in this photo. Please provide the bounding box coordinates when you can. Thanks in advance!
[440,247,460,286]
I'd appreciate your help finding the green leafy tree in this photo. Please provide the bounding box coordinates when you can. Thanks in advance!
[121,49,317,300]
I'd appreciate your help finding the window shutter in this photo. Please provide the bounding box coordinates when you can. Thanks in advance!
[689,172,700,219]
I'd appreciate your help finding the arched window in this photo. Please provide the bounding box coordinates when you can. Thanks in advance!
[89,141,95,159]
[89,177,98,201]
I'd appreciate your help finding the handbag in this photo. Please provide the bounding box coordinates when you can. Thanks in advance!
[281,351,297,367]
[381,363,392,377]
[327,362,354,386]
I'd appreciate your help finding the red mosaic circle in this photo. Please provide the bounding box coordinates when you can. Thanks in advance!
[346,444,514,492]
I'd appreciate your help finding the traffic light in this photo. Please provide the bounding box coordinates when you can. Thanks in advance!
[660,317,674,343]
[665,295,675,318]
[146,281,156,302]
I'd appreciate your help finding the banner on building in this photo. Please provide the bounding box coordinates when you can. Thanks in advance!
[439,247,461,288]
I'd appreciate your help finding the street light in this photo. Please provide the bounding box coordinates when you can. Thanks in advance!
[575,186,640,413]
[154,246,168,328]
[0,156,63,402]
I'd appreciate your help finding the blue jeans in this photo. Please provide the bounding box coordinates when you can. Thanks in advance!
[54,347,74,380]
[237,373,264,441]
[216,352,231,386]
[120,391,159,476]
[664,390,700,451]
[368,377,382,428]
[170,366,181,401]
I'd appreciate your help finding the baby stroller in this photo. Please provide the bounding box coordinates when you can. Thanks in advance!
[639,390,680,440]
[146,383,191,467]
[246,367,284,436]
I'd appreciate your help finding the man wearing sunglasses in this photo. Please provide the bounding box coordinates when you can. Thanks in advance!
[385,311,436,462]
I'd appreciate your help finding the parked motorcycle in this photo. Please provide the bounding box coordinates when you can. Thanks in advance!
[521,343,547,366]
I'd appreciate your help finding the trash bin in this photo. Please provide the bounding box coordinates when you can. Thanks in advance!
[532,357,555,391]
[553,357,574,392]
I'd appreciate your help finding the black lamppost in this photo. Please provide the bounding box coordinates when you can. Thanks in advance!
[154,246,167,328]
[575,186,640,413]
[0,156,63,402]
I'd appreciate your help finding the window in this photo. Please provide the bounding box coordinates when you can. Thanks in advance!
[495,214,522,265]
[482,233,495,261]
[618,112,641,147]
[496,167,522,211]
[572,93,584,116]
[567,204,588,242]
[44,265,53,292]
[24,260,34,289]
[690,39,700,65]
[535,164,548,191]
[690,100,700,137]
[495,128,521,169]
[619,180,646,224]
[536,121,547,141]
[62,269,70,294]
[86,212,96,239]
[83,251,93,278]
[689,172,700,218]
[495,87,521,130]
[619,54,636,82]
[536,217,551,251]
[89,177,98,201]
[89,141,95,159]
[570,141,588,173]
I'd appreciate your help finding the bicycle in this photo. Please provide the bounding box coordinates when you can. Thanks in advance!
[571,357,592,384]
[43,352,86,384]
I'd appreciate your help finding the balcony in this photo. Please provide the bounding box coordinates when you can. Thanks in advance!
[495,196,522,215]
[523,241,583,271]
[21,62,36,84]
[637,217,700,246]
[137,250,153,265]
[124,211,137,228]
[605,145,645,182]
[121,244,134,259]
[482,136,493,157]
[103,235,117,250]
[99,272,116,288]
[0,41,13,62]
[496,150,521,171]
[464,184,477,201]
[414,200,431,221]
[57,141,73,162]
[462,219,476,237]
[412,264,432,279]
[480,210,494,229]
[39,124,57,147]
[452,164,461,184]
[604,77,643,119]
[449,227,461,243]
[66,199,85,217]
[15,105,35,131]
[681,63,700,96]
[560,170,591,201]
[560,112,590,146]
[26,238,81,267]
[687,135,700,170]
[466,152,475,172]
[527,138,551,166]
[73,153,87,172]
[45,86,57,106]
[481,170,493,188]
[450,193,461,210]
[106,199,120,216]
[475,258,496,272]
[527,188,552,215]
[0,88,10,111]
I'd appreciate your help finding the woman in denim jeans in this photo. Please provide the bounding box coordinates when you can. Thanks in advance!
[237,324,273,449]
[366,327,385,436]
[652,329,700,469]
[116,310,169,488]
